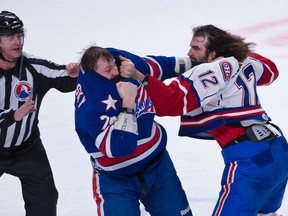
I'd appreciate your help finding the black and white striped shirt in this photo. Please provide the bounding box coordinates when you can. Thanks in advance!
[0,53,77,148]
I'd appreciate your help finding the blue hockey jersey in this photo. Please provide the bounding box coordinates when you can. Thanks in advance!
[75,69,167,174]
[74,66,168,174]
[74,48,197,173]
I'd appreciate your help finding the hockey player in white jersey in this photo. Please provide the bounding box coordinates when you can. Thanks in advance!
[118,25,287,216]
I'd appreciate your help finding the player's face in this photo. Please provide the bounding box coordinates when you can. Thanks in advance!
[0,33,23,62]
[187,35,209,62]
[95,58,119,80]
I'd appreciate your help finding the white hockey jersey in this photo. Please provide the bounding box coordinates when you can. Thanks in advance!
[146,53,279,141]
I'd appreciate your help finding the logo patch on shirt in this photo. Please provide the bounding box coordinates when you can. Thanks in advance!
[14,81,33,101]
[135,97,155,117]
[220,61,232,81]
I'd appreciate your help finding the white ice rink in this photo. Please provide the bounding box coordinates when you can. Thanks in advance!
[1,0,288,215]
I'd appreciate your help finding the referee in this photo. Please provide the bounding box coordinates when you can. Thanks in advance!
[0,11,79,216]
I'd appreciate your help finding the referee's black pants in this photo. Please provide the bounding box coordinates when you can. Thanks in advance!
[0,132,58,216]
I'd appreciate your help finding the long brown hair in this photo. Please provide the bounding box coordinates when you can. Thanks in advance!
[192,24,255,62]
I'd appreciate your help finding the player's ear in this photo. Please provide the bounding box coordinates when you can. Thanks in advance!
[208,51,216,61]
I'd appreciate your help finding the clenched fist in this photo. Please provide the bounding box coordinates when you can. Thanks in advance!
[116,81,137,109]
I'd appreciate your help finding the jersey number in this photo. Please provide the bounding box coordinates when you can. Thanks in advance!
[198,70,219,88]
[235,64,258,106]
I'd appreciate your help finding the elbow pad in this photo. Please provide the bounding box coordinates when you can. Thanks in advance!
[175,57,203,74]
[174,57,193,74]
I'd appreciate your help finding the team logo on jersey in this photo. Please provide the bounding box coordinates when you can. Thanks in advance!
[14,81,33,101]
[220,61,232,82]
[135,98,155,117]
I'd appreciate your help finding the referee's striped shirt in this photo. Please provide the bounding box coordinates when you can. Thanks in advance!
[0,53,77,148]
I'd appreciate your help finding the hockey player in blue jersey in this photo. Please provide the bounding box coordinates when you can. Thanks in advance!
[117,25,288,216]
[74,46,194,216]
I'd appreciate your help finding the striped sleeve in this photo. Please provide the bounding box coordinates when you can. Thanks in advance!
[249,52,279,86]
[146,75,200,116]
[0,109,16,128]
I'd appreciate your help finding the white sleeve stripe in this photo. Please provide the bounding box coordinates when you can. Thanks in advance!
[175,79,188,114]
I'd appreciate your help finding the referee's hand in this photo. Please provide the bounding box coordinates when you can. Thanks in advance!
[14,97,36,121]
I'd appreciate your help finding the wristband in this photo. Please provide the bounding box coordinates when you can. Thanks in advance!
[121,107,134,114]
[141,74,149,86]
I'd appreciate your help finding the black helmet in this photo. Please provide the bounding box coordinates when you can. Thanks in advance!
[0,11,24,36]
